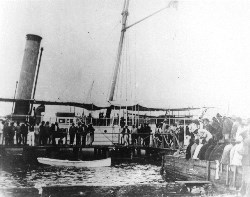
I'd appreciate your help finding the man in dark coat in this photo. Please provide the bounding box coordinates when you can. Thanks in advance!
[39,121,47,145]
[44,122,50,144]
[49,123,55,145]
[81,122,87,147]
[209,142,227,161]
[51,122,60,145]
[2,121,8,145]
[204,140,217,161]
[76,122,83,145]
[198,138,214,160]
[144,123,151,146]
[186,138,194,160]
[21,122,29,145]
[8,122,16,145]
[15,122,22,145]
[211,117,223,140]
[69,122,77,145]
[222,117,233,140]
[178,126,185,149]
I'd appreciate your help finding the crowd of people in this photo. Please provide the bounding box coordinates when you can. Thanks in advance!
[153,120,185,148]
[185,113,249,161]
[68,122,95,146]
[0,120,95,146]
[118,118,187,148]
[119,123,152,146]
[182,113,250,197]
[0,120,29,145]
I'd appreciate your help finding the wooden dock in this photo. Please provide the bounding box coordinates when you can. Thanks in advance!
[0,144,176,162]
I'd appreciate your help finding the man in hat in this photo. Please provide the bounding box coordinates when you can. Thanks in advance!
[211,117,223,141]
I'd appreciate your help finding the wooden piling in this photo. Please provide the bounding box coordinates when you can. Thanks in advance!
[206,161,210,181]
[226,165,229,186]
[97,148,101,155]
[137,148,141,156]
[105,149,110,158]
[73,147,79,160]
[232,166,237,189]
[130,150,133,160]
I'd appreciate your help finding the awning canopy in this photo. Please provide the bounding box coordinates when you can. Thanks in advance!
[112,104,202,112]
[0,97,212,112]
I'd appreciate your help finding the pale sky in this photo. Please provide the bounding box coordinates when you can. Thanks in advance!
[1,0,250,118]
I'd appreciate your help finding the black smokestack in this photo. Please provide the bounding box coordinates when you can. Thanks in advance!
[14,34,42,115]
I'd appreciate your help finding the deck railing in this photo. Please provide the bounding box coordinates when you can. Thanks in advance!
[2,114,193,127]
[0,132,182,149]
[81,117,193,127]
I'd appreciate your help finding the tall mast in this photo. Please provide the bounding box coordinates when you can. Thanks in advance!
[109,0,130,101]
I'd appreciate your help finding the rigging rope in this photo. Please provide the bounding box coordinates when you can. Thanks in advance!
[125,29,128,102]
[120,38,124,100]
[124,0,178,31]
[128,30,132,101]
[134,28,137,102]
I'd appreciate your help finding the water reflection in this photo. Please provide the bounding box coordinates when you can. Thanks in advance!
[0,159,236,196]
[0,161,165,189]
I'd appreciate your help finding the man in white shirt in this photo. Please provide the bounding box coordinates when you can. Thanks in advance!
[28,125,35,146]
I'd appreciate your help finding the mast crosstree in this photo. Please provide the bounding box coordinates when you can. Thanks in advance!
[108,0,178,102]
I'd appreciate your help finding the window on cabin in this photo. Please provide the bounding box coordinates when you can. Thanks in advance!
[59,119,66,123]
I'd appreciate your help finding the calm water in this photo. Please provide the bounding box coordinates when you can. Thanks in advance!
[0,158,236,197]
[0,159,173,196]
[0,162,165,189]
